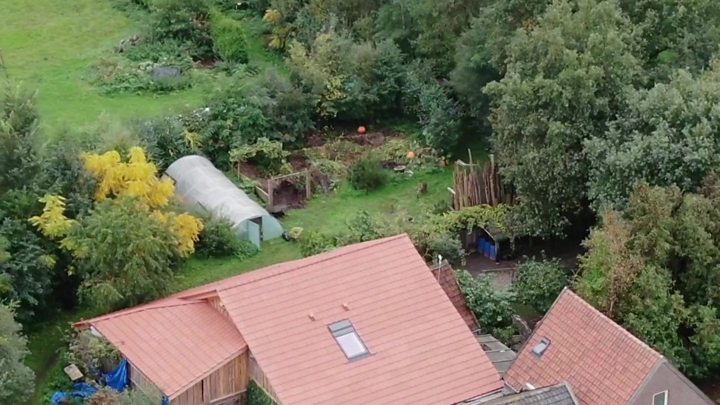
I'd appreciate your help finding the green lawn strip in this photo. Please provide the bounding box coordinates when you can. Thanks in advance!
[283,169,454,234]
[174,239,302,291]
[25,307,97,404]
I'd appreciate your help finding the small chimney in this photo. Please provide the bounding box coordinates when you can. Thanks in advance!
[342,303,350,311]
[308,313,316,321]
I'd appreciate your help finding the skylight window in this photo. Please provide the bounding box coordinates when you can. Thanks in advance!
[532,337,551,357]
[653,391,668,405]
[329,320,369,360]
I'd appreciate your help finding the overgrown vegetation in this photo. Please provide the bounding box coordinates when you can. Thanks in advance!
[6,0,720,398]
[575,179,720,378]
[0,303,35,404]
[513,259,569,314]
[195,217,259,258]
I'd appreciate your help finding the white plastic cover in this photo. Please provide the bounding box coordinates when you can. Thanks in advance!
[165,155,284,245]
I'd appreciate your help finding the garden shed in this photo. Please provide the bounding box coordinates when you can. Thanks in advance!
[165,155,284,247]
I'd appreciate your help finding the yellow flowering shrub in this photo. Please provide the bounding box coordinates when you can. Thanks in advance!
[83,147,174,209]
[151,211,204,257]
[29,195,75,239]
[32,146,203,259]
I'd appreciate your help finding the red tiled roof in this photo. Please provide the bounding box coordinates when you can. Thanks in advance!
[431,262,478,330]
[80,235,502,404]
[88,301,246,399]
[504,288,662,405]
[219,235,502,404]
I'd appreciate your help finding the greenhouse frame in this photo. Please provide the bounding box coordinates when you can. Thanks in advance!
[165,155,284,247]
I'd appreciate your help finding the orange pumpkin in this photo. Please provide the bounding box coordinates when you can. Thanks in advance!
[406,151,416,159]
[357,126,367,135]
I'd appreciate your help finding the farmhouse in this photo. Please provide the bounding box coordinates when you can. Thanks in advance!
[76,235,504,405]
[504,288,713,405]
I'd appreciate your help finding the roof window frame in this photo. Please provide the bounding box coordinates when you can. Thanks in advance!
[652,390,668,405]
[328,319,370,361]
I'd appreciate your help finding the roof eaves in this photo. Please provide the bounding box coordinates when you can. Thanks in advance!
[74,300,204,328]
[215,234,410,294]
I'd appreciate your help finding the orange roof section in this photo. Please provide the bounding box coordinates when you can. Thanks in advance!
[89,301,246,399]
[80,234,502,404]
[219,235,502,404]
[504,288,662,405]
[431,262,478,331]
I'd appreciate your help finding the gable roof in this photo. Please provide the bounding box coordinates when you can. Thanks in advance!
[79,235,502,404]
[504,288,662,405]
[431,262,478,330]
[218,235,502,404]
[485,382,578,405]
[85,300,246,399]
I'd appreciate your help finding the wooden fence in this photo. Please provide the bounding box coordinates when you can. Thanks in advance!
[451,154,513,209]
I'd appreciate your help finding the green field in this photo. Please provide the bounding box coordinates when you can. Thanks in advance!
[0,0,208,128]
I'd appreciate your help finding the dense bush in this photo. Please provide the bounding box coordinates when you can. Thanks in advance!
[287,32,405,121]
[137,117,198,171]
[90,58,194,95]
[230,137,289,175]
[299,230,338,257]
[210,11,248,63]
[0,219,55,323]
[195,217,259,258]
[248,381,276,405]
[150,0,214,59]
[348,158,388,192]
[402,63,462,154]
[199,70,313,166]
[66,329,122,378]
[0,303,34,404]
[67,198,183,311]
[421,232,465,267]
[456,269,515,338]
[513,258,569,314]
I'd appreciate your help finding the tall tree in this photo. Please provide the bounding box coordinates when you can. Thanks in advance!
[619,0,720,79]
[484,0,641,235]
[576,181,720,378]
[587,65,720,211]
[0,303,35,403]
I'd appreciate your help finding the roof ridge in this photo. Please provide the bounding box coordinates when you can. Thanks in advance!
[77,300,205,326]
[560,288,662,359]
[216,234,409,293]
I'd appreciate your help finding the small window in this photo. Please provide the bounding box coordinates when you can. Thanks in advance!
[532,337,550,357]
[653,391,667,405]
[329,320,369,360]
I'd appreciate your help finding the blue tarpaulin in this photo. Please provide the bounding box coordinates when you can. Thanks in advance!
[105,359,129,392]
[51,383,97,404]
[50,360,129,404]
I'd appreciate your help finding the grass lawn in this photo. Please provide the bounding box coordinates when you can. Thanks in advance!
[0,0,209,129]
[284,169,454,234]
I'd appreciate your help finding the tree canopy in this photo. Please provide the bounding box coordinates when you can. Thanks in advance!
[576,180,720,378]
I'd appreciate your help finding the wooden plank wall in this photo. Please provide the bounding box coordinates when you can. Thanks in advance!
[248,353,279,403]
[170,352,249,405]
[208,353,249,400]
[129,362,164,403]
[207,296,231,320]
[171,380,203,405]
